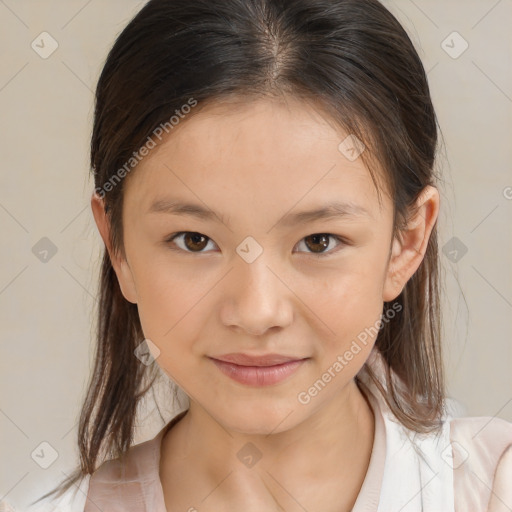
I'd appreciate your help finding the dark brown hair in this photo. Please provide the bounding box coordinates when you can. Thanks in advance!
[34,0,446,504]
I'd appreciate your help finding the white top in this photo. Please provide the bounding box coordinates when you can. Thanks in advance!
[29,351,512,511]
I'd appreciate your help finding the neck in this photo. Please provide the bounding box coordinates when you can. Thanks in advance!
[160,379,375,511]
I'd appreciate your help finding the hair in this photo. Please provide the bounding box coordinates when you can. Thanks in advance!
[34,0,446,504]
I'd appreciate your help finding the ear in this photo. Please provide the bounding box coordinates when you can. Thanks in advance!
[90,191,138,304]
[382,185,440,302]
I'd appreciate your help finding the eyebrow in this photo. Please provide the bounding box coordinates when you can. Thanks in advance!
[148,198,372,227]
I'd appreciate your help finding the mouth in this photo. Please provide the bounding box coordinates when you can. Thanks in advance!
[208,353,310,387]
[211,353,307,366]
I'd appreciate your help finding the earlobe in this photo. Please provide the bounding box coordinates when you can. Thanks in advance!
[90,191,138,304]
[116,261,139,304]
[382,185,440,302]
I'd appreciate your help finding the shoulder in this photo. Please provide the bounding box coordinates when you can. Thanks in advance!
[448,414,512,511]
[449,414,512,468]
[83,433,163,511]
[88,435,159,483]
[81,414,190,512]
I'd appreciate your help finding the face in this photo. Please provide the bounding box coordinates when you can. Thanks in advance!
[94,96,430,435]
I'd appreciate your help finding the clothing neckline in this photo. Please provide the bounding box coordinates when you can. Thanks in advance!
[151,379,386,511]
[351,378,387,511]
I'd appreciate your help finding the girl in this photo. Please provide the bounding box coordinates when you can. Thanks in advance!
[33,0,512,510]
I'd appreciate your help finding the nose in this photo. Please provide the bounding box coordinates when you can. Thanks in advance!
[220,255,293,336]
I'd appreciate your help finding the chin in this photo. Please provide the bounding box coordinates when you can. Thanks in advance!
[213,398,301,436]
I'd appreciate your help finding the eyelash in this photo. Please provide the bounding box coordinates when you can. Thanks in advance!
[163,231,349,258]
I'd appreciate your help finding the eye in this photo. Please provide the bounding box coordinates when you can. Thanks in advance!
[164,231,347,257]
[165,232,218,253]
[294,233,347,257]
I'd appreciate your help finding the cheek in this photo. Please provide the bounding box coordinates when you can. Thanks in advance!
[131,258,214,372]
[307,259,387,358]
[131,238,207,310]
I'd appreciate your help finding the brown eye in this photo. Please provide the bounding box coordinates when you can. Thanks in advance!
[304,234,330,253]
[296,233,346,256]
[166,232,216,253]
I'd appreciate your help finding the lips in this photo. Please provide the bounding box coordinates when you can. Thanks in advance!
[209,353,309,386]
[211,358,306,387]
[212,353,305,367]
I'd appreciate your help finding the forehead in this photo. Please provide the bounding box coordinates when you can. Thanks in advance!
[123,96,390,221]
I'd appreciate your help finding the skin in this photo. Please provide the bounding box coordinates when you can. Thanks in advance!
[91,95,439,511]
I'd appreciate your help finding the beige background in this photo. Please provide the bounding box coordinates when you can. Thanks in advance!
[0,0,511,509]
